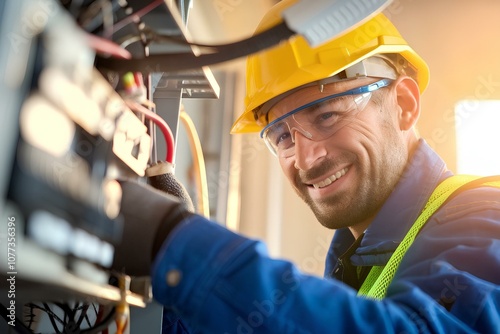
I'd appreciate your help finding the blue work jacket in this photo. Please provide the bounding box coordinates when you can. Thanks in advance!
[153,140,500,333]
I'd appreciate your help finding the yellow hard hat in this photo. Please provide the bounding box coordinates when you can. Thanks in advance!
[230,0,429,134]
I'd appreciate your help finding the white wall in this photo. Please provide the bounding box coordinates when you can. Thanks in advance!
[387,0,500,172]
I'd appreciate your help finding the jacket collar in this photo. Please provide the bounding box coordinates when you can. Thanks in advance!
[325,139,452,273]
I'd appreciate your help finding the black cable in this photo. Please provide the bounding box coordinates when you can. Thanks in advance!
[42,303,63,334]
[80,306,116,334]
[83,312,92,328]
[28,302,86,334]
[53,302,102,334]
[54,302,74,323]
[58,302,83,334]
[54,303,69,325]
[91,302,98,315]
[24,304,37,331]
[0,303,34,334]
[83,309,93,328]
[26,302,114,334]
[139,27,270,50]
[2,301,115,334]
[75,303,90,328]
[95,21,295,73]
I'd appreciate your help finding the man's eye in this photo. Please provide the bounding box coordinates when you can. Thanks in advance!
[276,132,291,146]
[319,112,333,121]
[314,111,339,126]
[268,123,292,147]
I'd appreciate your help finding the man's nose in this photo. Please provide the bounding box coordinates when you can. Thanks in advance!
[292,129,327,170]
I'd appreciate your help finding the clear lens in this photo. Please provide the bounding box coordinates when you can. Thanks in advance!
[261,78,393,157]
[292,93,369,135]
[263,92,371,157]
[263,121,294,154]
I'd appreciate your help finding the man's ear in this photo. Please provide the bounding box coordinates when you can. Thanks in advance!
[394,76,420,131]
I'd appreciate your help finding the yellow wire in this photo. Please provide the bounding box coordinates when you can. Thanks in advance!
[179,107,210,218]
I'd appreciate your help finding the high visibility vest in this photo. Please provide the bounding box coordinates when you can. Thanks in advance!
[358,175,500,300]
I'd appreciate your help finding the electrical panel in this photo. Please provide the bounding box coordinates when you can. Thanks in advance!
[0,0,219,332]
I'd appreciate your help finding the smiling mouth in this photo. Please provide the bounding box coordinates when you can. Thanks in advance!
[311,168,349,189]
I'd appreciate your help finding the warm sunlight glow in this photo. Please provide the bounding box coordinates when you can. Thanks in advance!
[455,100,500,175]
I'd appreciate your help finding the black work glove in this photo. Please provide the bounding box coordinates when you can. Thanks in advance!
[146,161,195,213]
[112,180,194,276]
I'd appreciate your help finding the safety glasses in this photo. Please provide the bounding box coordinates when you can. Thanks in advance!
[260,78,393,157]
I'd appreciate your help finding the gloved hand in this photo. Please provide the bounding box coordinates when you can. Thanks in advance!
[146,161,195,213]
[112,179,194,276]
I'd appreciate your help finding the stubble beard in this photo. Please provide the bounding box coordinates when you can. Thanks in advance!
[301,170,385,231]
[296,138,408,231]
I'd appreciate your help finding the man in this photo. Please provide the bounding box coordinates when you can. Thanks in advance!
[115,0,500,332]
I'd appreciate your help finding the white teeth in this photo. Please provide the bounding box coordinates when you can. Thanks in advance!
[312,168,348,189]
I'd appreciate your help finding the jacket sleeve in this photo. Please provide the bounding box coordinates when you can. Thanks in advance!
[150,191,500,334]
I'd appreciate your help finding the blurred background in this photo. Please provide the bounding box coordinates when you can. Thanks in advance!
[180,0,500,276]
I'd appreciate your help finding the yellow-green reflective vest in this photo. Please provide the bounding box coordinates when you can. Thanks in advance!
[358,175,500,300]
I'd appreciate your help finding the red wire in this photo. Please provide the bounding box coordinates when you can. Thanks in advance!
[95,304,108,334]
[85,33,132,59]
[125,100,175,163]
